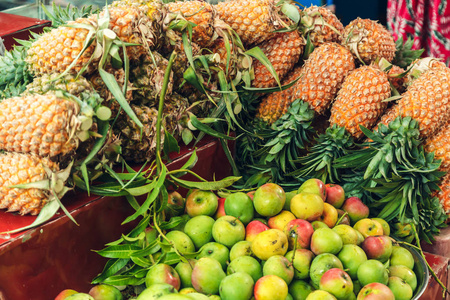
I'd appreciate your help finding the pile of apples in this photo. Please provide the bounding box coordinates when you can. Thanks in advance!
[56,179,421,300]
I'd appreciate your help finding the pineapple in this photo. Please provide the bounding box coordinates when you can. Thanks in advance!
[330,65,391,139]
[434,172,450,221]
[215,0,292,46]
[0,152,60,215]
[342,18,396,65]
[24,73,93,97]
[292,42,355,115]
[387,65,407,93]
[424,121,450,172]
[252,30,305,89]
[301,6,344,47]
[0,94,96,158]
[255,65,303,124]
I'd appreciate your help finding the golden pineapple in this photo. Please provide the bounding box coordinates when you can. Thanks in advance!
[342,18,396,65]
[252,30,305,89]
[0,94,94,158]
[292,42,355,115]
[301,6,344,47]
[424,121,450,172]
[256,65,303,123]
[0,152,59,215]
[377,67,450,138]
[330,65,391,139]
[215,0,290,46]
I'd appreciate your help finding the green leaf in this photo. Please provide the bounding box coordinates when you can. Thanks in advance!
[102,275,145,286]
[190,114,234,140]
[163,130,181,159]
[95,244,142,258]
[182,128,194,145]
[169,175,241,190]
[245,47,281,88]
[132,240,161,258]
[91,258,129,284]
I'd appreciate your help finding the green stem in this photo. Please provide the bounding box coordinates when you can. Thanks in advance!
[155,51,177,174]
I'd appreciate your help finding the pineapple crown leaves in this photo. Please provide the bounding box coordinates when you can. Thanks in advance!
[42,2,99,28]
[299,7,342,38]
[291,124,355,184]
[0,45,34,90]
[393,36,425,69]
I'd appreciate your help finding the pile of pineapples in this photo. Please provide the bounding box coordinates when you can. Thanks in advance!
[0,0,449,240]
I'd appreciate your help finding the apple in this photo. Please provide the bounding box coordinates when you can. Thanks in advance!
[389,246,414,269]
[356,282,394,300]
[309,253,343,288]
[298,178,327,201]
[285,249,315,280]
[88,284,122,300]
[319,268,354,300]
[229,240,253,261]
[251,229,289,260]
[253,183,286,217]
[247,191,255,200]
[158,295,191,300]
[268,210,296,231]
[353,219,383,238]
[184,215,215,250]
[318,202,339,227]
[290,192,324,222]
[388,276,413,300]
[55,289,78,300]
[224,192,254,224]
[209,296,221,300]
[284,190,298,210]
[214,197,226,219]
[140,227,158,248]
[284,219,314,250]
[305,290,337,300]
[164,191,185,220]
[357,260,389,287]
[219,272,254,300]
[212,215,245,248]
[196,242,229,270]
[310,227,343,255]
[353,280,363,296]
[227,256,263,283]
[185,293,210,300]
[145,263,181,291]
[371,218,390,236]
[332,224,359,245]
[254,275,288,300]
[336,209,351,225]
[311,220,329,230]
[191,257,226,295]
[341,197,369,225]
[337,244,367,279]
[356,230,365,245]
[185,190,218,217]
[165,230,195,254]
[262,255,295,285]
[246,220,270,242]
[64,294,94,300]
[388,265,417,292]
[325,183,345,208]
[179,287,196,294]
[289,279,314,299]
[361,235,393,263]
[175,259,197,289]
[136,283,176,300]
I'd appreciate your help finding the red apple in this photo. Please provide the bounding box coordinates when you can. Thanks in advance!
[319,268,354,299]
[185,189,218,217]
[214,197,226,219]
[284,219,314,250]
[317,203,338,228]
[297,178,327,201]
[246,220,270,242]
[357,282,395,299]
[55,289,78,300]
[342,197,369,225]
[145,263,181,291]
[361,235,393,263]
[325,183,345,208]
[88,284,122,300]
[164,191,185,219]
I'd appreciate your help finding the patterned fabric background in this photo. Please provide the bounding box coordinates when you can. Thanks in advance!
[387,0,450,65]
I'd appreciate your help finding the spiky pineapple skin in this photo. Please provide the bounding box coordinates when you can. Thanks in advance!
[330,65,391,139]
[0,152,59,215]
[302,6,344,47]
[0,94,80,158]
[343,18,396,64]
[256,65,303,124]
[424,121,450,172]
[252,30,304,89]
[292,42,355,115]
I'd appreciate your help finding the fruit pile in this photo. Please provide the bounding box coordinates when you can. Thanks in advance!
[57,179,424,300]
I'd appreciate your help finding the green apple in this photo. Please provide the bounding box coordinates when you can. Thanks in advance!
[332,224,359,245]
[285,249,315,280]
[219,272,254,300]
[309,253,343,288]
[55,289,78,300]
[290,193,324,222]
[353,219,383,238]
[371,218,390,236]
[227,255,263,283]
[212,216,245,248]
[310,227,343,255]
[65,294,95,300]
[311,221,329,230]
[165,230,195,254]
[136,283,176,300]
[337,244,367,279]
[288,279,314,300]
[305,290,337,300]
[224,192,254,224]
[185,293,210,300]
[229,240,253,261]
[254,275,288,300]
[145,263,181,291]
[179,287,196,294]
[298,178,327,201]
[88,284,122,300]
[253,183,286,217]
[175,259,197,289]
[319,268,354,300]
[191,257,226,295]
[388,265,417,292]
[388,276,413,300]
[284,190,298,210]
[159,295,191,300]
[185,190,218,217]
[164,191,185,220]
[268,210,296,231]
[389,246,414,269]
[251,229,289,260]
[357,260,389,287]
[263,255,295,285]
[197,242,229,270]
[184,215,215,250]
